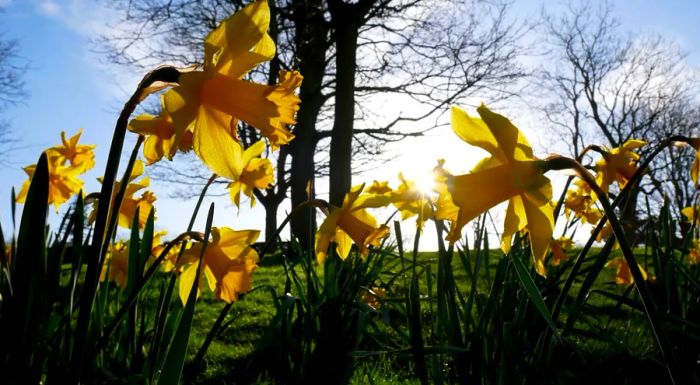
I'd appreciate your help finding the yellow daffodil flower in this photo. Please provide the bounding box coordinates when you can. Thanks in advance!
[564,179,602,224]
[17,130,96,211]
[47,129,96,174]
[161,242,194,274]
[128,96,194,164]
[112,160,157,229]
[366,180,392,194]
[178,227,260,305]
[605,257,648,285]
[682,205,699,225]
[688,239,700,265]
[119,190,156,229]
[446,105,553,276]
[16,158,84,212]
[315,184,391,264]
[360,286,387,310]
[89,160,157,229]
[227,140,274,208]
[433,159,461,235]
[686,138,700,185]
[164,0,302,180]
[100,240,129,288]
[594,139,645,193]
[550,237,574,266]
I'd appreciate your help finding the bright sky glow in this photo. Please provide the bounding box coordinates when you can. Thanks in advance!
[1,0,699,250]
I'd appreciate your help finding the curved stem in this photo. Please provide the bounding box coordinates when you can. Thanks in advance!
[72,66,180,381]
[552,145,596,224]
[550,135,694,322]
[103,134,145,261]
[547,155,681,385]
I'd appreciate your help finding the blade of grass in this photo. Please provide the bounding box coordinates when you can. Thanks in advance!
[511,252,560,340]
[156,203,214,385]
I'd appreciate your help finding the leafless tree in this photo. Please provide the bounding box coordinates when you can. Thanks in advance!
[538,1,700,239]
[99,0,527,246]
[0,30,28,161]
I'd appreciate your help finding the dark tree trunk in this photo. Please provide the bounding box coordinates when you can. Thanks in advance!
[289,0,328,249]
[328,15,359,206]
[261,197,281,247]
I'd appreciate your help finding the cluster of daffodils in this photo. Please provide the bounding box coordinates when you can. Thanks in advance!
[17,129,96,211]
[561,139,651,284]
[18,0,700,300]
[317,103,700,286]
[17,0,300,306]
[315,105,557,277]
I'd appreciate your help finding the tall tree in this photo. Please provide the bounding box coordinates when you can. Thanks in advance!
[100,0,525,247]
[539,1,700,239]
[0,30,27,161]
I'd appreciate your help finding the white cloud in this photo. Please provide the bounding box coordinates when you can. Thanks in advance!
[38,0,60,16]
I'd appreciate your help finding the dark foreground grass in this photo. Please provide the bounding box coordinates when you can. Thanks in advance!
[181,248,665,384]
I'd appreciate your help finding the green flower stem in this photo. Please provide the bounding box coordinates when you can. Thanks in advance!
[552,145,596,224]
[187,301,233,378]
[187,174,218,232]
[94,231,204,352]
[95,172,218,353]
[551,135,692,324]
[72,66,180,381]
[187,198,329,377]
[546,155,681,385]
[103,134,145,258]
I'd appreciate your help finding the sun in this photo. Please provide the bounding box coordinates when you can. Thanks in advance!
[411,171,436,196]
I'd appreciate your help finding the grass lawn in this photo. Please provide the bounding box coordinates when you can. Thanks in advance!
[181,247,669,384]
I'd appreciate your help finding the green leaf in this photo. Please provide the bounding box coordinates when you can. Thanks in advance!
[7,152,49,382]
[156,203,215,385]
[510,253,561,340]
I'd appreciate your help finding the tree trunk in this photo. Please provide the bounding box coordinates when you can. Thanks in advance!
[261,197,281,247]
[328,12,359,206]
[620,187,640,246]
[289,0,327,250]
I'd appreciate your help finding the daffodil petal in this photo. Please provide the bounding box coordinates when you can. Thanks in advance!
[523,195,554,277]
[178,263,200,306]
[204,0,272,76]
[447,163,519,242]
[193,105,244,180]
[201,74,297,148]
[501,195,527,253]
[451,106,507,163]
[316,209,342,263]
[335,228,353,260]
[476,104,535,162]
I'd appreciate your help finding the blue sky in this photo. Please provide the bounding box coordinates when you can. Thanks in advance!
[1,0,699,248]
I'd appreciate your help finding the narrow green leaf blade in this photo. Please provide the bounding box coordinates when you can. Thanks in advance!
[510,254,560,340]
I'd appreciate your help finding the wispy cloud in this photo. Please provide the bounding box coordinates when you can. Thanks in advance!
[37,0,59,16]
[31,0,140,101]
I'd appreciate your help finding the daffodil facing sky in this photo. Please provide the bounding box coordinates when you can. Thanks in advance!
[163,0,302,181]
[442,105,554,276]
